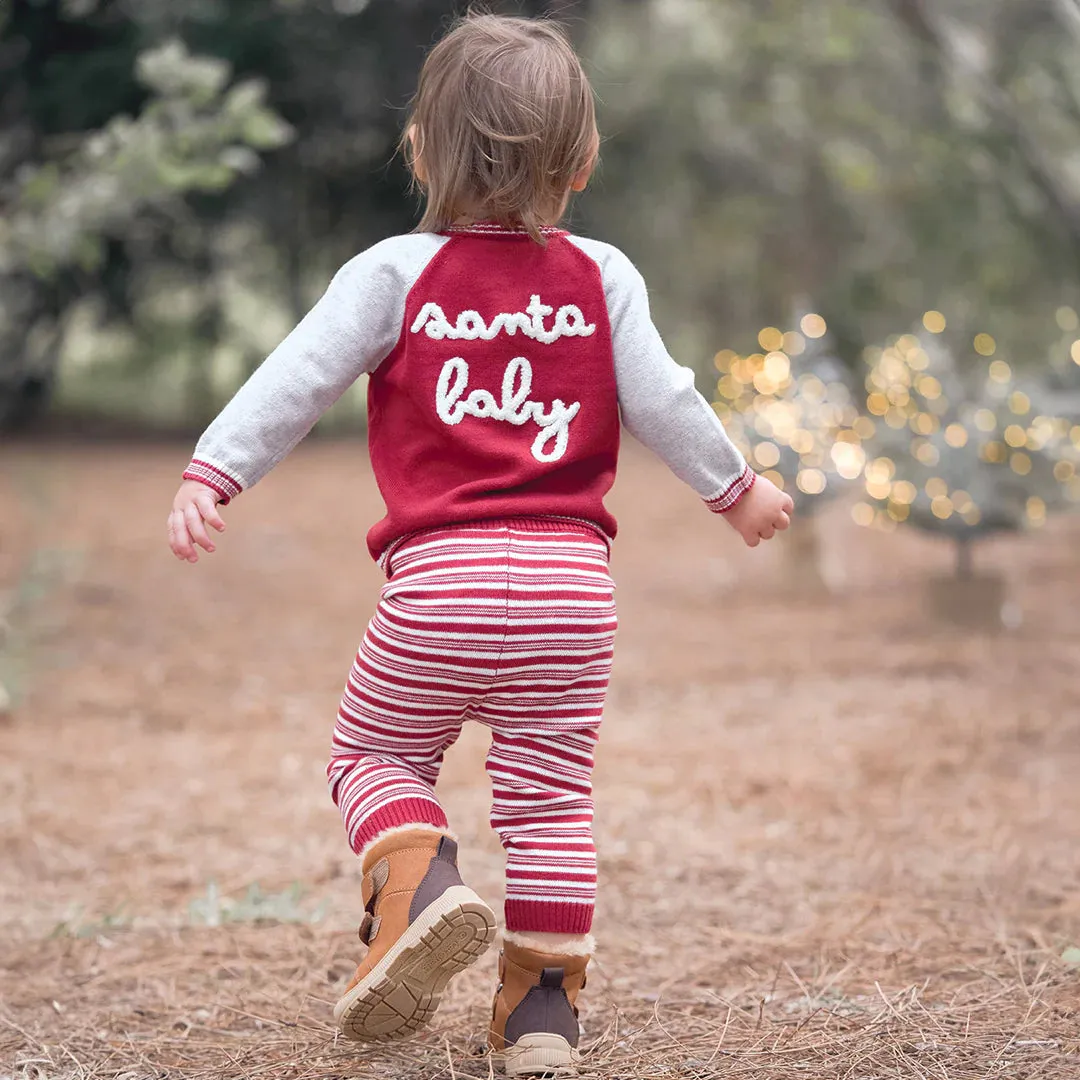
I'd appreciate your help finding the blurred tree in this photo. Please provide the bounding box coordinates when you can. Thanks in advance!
[854,325,1074,579]
[0,0,592,428]
[584,0,1080,386]
[713,309,863,588]
[715,311,862,512]
[0,37,292,422]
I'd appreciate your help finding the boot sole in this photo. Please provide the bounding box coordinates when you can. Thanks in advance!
[500,1032,578,1077]
[334,885,496,1042]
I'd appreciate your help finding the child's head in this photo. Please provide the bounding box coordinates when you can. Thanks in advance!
[403,12,598,241]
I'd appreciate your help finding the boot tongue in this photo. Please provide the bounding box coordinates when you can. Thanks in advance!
[539,967,565,988]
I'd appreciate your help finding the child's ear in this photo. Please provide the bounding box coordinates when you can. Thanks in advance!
[570,149,598,193]
[407,125,428,184]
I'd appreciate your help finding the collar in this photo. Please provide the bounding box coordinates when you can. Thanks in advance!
[441,221,566,238]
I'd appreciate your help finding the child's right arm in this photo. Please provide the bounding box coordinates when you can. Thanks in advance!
[168,234,446,562]
[578,239,793,546]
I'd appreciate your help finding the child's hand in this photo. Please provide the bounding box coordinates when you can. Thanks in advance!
[168,480,227,563]
[724,473,794,547]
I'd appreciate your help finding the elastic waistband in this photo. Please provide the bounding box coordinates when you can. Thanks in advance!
[378,515,611,575]
[477,516,608,537]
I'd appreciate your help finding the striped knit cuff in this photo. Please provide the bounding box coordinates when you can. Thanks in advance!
[349,797,450,857]
[704,465,756,515]
[504,899,594,936]
[182,459,244,505]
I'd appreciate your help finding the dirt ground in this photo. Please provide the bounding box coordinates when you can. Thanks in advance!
[2,439,1079,1079]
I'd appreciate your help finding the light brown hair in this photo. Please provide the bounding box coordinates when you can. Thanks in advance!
[402,11,598,242]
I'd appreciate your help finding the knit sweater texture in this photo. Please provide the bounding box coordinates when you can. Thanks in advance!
[184,224,753,562]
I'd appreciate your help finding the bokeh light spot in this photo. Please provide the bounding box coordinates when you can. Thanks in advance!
[796,468,827,495]
[717,375,741,399]
[754,441,781,468]
[989,359,1012,382]
[1056,306,1079,332]
[830,442,866,480]
[1008,391,1031,415]
[1004,424,1027,448]
[851,503,875,527]
[930,495,954,519]
[867,392,888,416]
[913,441,940,466]
[763,351,790,383]
[1010,452,1032,475]
[758,327,784,352]
[922,310,946,334]
[974,333,997,356]
[891,480,917,505]
[916,376,942,399]
[944,423,968,448]
[801,313,827,339]
[907,348,930,372]
[783,331,806,356]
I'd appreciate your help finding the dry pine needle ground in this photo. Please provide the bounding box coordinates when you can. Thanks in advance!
[2,441,1079,1079]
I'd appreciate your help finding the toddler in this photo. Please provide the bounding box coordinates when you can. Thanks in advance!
[168,13,792,1077]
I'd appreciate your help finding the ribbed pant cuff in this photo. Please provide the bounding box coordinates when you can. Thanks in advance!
[350,798,449,855]
[504,899,594,935]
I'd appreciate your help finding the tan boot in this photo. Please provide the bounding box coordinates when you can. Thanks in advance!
[334,830,496,1042]
[489,939,589,1077]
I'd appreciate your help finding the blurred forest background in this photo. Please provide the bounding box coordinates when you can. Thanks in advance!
[6,0,1080,566]
[5,0,1080,426]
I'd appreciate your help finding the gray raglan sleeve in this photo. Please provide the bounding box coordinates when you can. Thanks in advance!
[568,237,755,513]
[182,233,448,501]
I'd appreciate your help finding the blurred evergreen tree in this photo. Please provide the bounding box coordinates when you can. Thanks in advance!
[854,324,1075,577]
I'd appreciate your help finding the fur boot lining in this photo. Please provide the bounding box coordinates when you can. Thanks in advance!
[358,823,456,865]
[503,929,595,957]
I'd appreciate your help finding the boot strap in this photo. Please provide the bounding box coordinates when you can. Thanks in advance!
[358,910,382,945]
[357,857,390,945]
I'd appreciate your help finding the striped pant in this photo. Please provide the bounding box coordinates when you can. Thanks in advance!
[326,519,617,934]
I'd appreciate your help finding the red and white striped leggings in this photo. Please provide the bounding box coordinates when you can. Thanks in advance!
[326,519,617,935]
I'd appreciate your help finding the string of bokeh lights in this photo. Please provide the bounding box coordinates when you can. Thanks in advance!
[713,309,1080,534]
